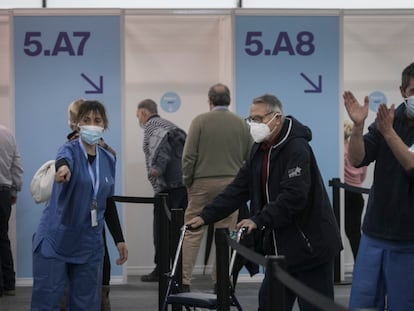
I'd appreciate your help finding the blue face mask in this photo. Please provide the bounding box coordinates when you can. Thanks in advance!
[405,95,414,118]
[79,125,104,145]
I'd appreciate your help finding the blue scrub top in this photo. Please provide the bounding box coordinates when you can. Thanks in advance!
[33,138,116,264]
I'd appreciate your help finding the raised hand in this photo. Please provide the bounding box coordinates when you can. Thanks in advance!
[343,91,369,126]
[376,103,395,137]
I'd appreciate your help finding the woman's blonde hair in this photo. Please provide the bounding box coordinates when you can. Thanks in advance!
[344,119,353,141]
[67,99,85,131]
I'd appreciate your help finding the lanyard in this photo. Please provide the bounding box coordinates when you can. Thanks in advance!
[78,138,100,201]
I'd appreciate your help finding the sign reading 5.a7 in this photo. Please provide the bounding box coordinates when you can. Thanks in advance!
[23,31,90,56]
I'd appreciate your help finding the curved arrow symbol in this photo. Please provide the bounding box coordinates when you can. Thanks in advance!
[300,73,322,93]
[81,73,103,94]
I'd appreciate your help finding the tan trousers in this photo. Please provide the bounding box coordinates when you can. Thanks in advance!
[182,177,238,285]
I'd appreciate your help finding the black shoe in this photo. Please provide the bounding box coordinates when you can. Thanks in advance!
[181,284,190,292]
[3,290,15,296]
[141,270,159,282]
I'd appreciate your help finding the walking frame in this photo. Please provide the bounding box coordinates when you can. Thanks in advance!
[162,225,246,311]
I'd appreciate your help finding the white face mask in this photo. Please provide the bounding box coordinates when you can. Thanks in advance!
[249,123,270,143]
[248,113,278,143]
[405,95,414,118]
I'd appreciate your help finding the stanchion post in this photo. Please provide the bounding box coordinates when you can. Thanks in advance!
[266,255,286,311]
[157,193,170,311]
[329,178,342,283]
[215,228,230,311]
[171,208,184,311]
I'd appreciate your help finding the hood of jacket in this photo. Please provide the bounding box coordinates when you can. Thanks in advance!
[269,116,312,150]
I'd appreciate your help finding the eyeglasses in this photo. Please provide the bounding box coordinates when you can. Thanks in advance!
[245,111,277,124]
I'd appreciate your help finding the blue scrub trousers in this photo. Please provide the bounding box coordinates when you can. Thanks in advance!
[31,241,103,311]
[349,234,414,311]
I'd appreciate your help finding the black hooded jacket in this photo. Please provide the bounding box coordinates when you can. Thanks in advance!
[200,116,342,272]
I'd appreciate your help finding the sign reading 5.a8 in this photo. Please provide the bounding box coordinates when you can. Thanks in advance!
[244,31,315,56]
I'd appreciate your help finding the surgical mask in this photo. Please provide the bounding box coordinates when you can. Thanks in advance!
[405,95,414,118]
[248,113,278,143]
[79,125,104,145]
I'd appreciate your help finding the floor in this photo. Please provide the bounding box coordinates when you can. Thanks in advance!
[0,274,351,310]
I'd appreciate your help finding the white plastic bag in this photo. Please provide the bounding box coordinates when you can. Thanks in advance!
[30,160,55,204]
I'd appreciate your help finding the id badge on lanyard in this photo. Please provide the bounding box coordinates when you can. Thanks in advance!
[91,199,98,227]
[79,139,100,227]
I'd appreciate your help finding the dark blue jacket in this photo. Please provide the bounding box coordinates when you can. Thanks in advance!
[200,116,342,272]
[359,103,414,240]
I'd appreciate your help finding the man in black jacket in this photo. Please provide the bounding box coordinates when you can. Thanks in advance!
[187,94,342,311]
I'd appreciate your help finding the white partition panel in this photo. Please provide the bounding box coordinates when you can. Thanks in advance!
[123,11,233,274]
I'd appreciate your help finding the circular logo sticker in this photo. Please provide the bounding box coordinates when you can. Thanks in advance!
[368,91,387,112]
[160,92,181,113]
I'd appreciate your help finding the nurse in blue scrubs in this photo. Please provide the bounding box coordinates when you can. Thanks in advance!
[31,100,116,311]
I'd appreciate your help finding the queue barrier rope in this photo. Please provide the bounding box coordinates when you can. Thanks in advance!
[226,234,349,311]
[112,193,171,220]
[329,178,370,284]
[112,193,174,310]
[328,179,370,195]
